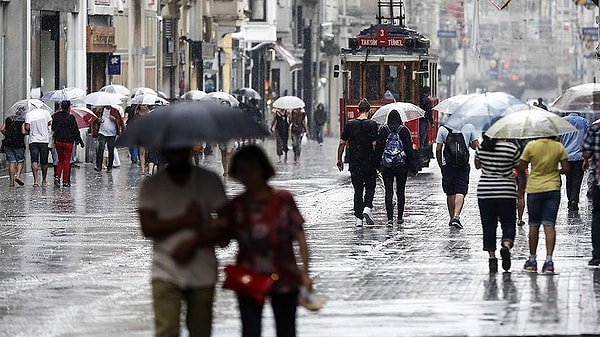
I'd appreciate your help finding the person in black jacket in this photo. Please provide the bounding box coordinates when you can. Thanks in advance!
[375,109,417,226]
[52,100,84,187]
[1,114,26,187]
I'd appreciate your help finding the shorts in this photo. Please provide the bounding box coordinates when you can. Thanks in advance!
[5,147,26,163]
[527,191,560,226]
[441,165,470,195]
[29,142,49,165]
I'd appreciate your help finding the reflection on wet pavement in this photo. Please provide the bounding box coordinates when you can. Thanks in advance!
[0,138,599,336]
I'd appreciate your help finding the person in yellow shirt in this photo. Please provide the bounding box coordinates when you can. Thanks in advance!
[517,137,569,274]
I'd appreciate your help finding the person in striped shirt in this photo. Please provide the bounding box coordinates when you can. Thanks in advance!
[475,134,522,273]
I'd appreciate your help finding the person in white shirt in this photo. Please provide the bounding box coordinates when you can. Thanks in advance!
[22,108,53,187]
[94,105,123,173]
[138,146,227,337]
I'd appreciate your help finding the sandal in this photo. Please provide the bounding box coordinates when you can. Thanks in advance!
[33,183,39,187]
[15,178,24,186]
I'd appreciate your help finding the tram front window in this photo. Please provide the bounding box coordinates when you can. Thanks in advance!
[365,65,381,101]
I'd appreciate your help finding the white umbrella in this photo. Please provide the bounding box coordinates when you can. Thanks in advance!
[84,92,125,106]
[130,87,157,97]
[100,84,131,96]
[371,102,426,125]
[41,87,86,103]
[200,91,239,107]
[272,96,305,109]
[183,90,207,101]
[485,106,577,139]
[8,99,53,121]
[130,93,168,106]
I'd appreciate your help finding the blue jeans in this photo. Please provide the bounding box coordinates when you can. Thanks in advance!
[129,147,139,163]
[527,190,560,226]
[238,291,298,337]
[592,185,600,259]
[96,134,116,169]
[315,123,325,144]
[478,198,516,251]
[291,132,303,158]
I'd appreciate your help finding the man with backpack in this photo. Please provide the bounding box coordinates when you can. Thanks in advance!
[375,110,418,226]
[436,123,479,229]
[337,98,379,226]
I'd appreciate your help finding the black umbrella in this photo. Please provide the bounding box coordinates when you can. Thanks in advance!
[116,101,269,149]
[232,87,262,100]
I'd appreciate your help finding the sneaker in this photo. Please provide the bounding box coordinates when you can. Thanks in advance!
[523,259,538,272]
[54,177,61,187]
[94,167,102,172]
[386,219,394,226]
[542,261,554,274]
[500,246,511,271]
[450,217,463,229]
[517,220,525,226]
[62,182,71,188]
[489,258,498,273]
[397,218,404,225]
[355,217,363,227]
[589,257,600,266]
[362,207,374,225]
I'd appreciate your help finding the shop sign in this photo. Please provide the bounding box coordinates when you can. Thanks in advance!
[86,26,117,53]
[108,55,121,75]
[95,0,110,5]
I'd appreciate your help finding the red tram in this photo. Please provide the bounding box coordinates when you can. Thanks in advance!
[335,0,439,168]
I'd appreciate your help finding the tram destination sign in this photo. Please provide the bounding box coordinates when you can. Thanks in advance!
[358,28,405,47]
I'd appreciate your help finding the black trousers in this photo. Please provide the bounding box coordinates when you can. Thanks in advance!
[381,166,409,221]
[238,291,298,337]
[350,168,377,219]
[565,160,585,204]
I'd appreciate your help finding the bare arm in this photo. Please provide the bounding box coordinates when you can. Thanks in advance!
[435,143,443,168]
[22,123,30,135]
[470,139,480,150]
[337,140,346,171]
[559,159,570,175]
[296,229,312,289]
[584,151,592,170]
[138,203,203,239]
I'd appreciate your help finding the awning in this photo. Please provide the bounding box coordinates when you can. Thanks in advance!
[273,43,303,72]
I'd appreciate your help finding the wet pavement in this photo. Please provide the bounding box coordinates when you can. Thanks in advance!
[1,137,600,336]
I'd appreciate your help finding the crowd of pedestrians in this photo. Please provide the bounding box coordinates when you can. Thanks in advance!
[334,95,600,277]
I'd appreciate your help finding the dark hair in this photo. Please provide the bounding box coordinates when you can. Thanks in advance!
[387,109,402,126]
[422,86,431,95]
[358,98,371,113]
[60,100,71,112]
[229,145,275,181]
[480,133,496,151]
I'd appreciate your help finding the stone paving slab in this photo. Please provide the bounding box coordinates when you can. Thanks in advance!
[0,138,599,336]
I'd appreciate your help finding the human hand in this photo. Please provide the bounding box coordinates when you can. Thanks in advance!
[171,236,198,264]
[336,160,344,172]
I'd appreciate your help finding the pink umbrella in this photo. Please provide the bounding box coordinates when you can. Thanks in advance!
[70,106,97,129]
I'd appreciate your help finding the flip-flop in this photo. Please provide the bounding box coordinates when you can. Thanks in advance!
[33,183,39,187]
[15,178,24,186]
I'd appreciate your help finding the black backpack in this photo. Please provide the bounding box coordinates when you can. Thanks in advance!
[443,126,469,167]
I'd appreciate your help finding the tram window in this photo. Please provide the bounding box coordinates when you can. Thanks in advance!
[365,65,381,101]
[350,63,360,101]
[384,65,400,101]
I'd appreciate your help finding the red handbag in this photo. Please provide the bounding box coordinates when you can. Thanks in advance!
[222,264,279,305]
